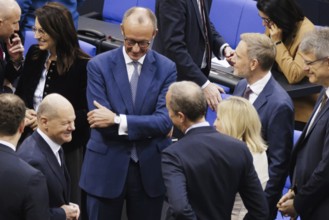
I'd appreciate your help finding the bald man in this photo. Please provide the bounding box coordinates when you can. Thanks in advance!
[18,94,80,220]
[79,7,177,220]
[0,0,24,92]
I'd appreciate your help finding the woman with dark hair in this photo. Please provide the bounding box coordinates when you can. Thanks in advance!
[257,0,316,125]
[15,2,90,213]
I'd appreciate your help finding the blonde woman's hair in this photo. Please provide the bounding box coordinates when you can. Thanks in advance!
[216,96,267,153]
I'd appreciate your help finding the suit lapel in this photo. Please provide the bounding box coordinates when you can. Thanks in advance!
[33,132,69,201]
[134,51,156,114]
[253,77,275,111]
[112,49,135,114]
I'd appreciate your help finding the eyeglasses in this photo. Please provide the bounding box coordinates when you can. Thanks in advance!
[124,38,150,49]
[260,17,272,25]
[32,26,47,37]
[304,56,328,66]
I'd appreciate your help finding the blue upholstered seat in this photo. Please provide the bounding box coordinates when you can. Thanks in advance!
[205,93,231,125]
[23,30,96,57]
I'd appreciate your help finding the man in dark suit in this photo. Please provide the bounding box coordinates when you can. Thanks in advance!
[278,27,329,220]
[18,94,80,220]
[0,0,24,92]
[79,7,176,220]
[153,0,234,110]
[232,33,294,219]
[162,81,268,219]
[0,93,49,220]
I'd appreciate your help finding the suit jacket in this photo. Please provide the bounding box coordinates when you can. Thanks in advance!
[153,0,226,86]
[17,132,71,220]
[162,126,269,220]
[15,45,89,203]
[0,42,22,93]
[0,143,49,220]
[234,76,294,217]
[79,47,177,199]
[290,89,329,219]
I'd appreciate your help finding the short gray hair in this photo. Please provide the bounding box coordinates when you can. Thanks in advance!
[122,7,157,31]
[300,27,329,59]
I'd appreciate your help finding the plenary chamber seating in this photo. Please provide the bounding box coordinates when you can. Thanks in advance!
[23,30,96,57]
[209,0,264,49]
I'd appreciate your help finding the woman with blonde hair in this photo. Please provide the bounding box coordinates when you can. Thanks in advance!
[214,96,269,220]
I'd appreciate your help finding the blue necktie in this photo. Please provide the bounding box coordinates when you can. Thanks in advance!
[130,61,139,162]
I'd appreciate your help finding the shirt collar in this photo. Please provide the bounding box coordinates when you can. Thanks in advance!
[248,71,272,96]
[122,46,146,65]
[37,129,61,155]
[0,140,16,151]
[185,121,210,134]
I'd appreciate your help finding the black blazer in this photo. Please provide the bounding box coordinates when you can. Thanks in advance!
[153,0,226,86]
[290,89,329,219]
[0,143,49,220]
[162,126,269,220]
[18,131,71,220]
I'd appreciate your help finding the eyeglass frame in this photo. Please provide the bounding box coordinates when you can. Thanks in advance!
[304,56,329,66]
[32,26,48,37]
[124,38,151,49]
[260,16,272,25]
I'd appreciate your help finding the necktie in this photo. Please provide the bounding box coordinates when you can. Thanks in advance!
[306,93,328,135]
[319,94,328,112]
[243,86,253,100]
[199,0,211,70]
[130,61,139,105]
[130,61,139,162]
[58,148,64,167]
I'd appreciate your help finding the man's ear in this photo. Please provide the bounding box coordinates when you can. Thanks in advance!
[250,58,258,71]
[152,29,158,39]
[177,111,185,123]
[18,120,25,134]
[120,24,124,36]
[39,116,48,130]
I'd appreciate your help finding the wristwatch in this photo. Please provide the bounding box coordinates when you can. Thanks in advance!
[114,115,121,124]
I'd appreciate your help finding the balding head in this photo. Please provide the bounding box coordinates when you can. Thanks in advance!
[122,7,157,32]
[0,0,21,40]
[37,94,76,145]
[166,81,207,122]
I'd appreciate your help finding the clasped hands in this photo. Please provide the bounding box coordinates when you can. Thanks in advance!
[277,189,298,219]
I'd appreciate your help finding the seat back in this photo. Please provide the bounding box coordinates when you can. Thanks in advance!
[138,0,156,12]
[205,93,231,125]
[24,30,96,57]
[210,0,264,48]
[102,0,138,23]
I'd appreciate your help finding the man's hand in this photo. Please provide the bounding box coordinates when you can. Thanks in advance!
[203,82,224,111]
[6,33,24,62]
[224,46,235,66]
[277,189,297,218]
[87,100,116,128]
[25,109,38,130]
[61,203,80,220]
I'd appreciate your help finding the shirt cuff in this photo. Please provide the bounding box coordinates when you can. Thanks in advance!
[118,114,128,135]
[219,43,230,59]
[201,80,210,89]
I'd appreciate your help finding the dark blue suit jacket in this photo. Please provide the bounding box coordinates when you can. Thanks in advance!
[162,126,269,220]
[153,0,226,86]
[0,143,49,220]
[79,47,177,199]
[290,89,329,219]
[17,132,71,220]
[234,76,294,216]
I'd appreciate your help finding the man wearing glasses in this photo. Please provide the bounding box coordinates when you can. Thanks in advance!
[278,27,329,219]
[79,7,177,220]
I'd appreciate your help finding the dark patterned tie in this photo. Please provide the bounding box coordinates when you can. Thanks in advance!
[199,0,211,70]
[319,94,328,112]
[243,86,253,100]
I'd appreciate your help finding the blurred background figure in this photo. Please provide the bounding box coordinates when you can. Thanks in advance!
[215,96,269,220]
[15,2,90,215]
[257,0,316,126]
[0,93,49,220]
[17,0,84,33]
[0,0,24,93]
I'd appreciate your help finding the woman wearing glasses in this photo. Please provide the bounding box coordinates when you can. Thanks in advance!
[214,96,269,220]
[257,0,316,125]
[15,2,90,215]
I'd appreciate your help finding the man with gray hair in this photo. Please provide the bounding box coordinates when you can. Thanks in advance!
[79,7,176,220]
[232,33,294,218]
[0,0,24,92]
[162,81,268,219]
[278,27,329,219]
[0,93,49,220]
